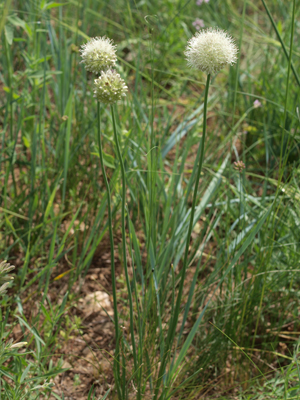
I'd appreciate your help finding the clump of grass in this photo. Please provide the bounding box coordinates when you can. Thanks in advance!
[0,261,63,398]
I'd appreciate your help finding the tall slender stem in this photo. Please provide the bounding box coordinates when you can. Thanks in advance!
[175,72,210,336]
[154,73,211,400]
[111,105,138,380]
[96,103,121,398]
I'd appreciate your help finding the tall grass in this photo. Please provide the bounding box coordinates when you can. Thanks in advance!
[1,0,300,398]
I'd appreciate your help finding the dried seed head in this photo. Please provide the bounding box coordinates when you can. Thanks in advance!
[0,261,14,295]
[185,28,238,75]
[80,36,117,74]
[0,260,15,276]
[94,70,128,105]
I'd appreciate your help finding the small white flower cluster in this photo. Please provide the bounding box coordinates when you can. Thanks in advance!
[94,70,128,104]
[80,36,127,105]
[185,27,238,75]
[80,37,117,74]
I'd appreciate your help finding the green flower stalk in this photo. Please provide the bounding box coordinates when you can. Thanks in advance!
[110,104,138,394]
[96,103,122,398]
[154,28,238,400]
[80,36,117,74]
[86,50,134,396]
[80,34,128,397]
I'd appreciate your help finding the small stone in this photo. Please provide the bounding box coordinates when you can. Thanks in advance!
[81,291,113,316]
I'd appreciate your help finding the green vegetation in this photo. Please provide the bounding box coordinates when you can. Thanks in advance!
[1,0,300,398]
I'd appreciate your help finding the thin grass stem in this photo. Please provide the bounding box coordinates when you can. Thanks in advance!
[261,0,300,88]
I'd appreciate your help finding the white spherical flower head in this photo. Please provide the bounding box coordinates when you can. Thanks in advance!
[80,36,117,74]
[185,28,238,75]
[94,70,128,105]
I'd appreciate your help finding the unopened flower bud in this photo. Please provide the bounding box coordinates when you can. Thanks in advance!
[253,99,262,108]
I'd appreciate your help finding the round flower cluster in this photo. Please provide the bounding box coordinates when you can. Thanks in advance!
[185,28,238,75]
[192,18,205,30]
[94,70,128,105]
[233,160,245,172]
[80,36,128,104]
[80,37,117,74]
